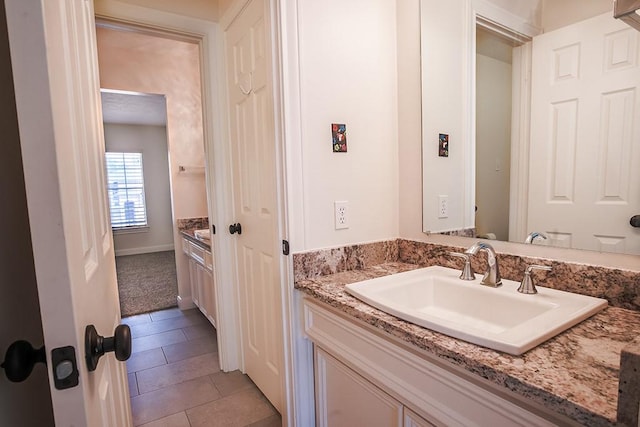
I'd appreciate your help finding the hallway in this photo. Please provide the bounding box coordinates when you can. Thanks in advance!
[124,308,281,426]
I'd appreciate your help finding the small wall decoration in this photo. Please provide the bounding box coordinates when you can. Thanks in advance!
[332,123,347,152]
[438,133,449,157]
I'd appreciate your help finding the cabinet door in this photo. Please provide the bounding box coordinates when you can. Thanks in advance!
[188,258,199,307]
[315,348,403,427]
[203,267,217,327]
[181,237,191,255]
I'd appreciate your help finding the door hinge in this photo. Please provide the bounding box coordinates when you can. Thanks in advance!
[282,239,290,256]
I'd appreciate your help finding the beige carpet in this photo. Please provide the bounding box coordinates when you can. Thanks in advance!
[116,250,178,317]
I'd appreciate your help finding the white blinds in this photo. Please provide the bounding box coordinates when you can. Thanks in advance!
[105,152,148,229]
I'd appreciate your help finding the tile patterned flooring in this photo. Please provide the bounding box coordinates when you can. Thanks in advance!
[123,308,282,427]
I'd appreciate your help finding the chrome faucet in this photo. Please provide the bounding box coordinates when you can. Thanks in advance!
[465,242,502,287]
[448,252,475,280]
[518,265,552,294]
[524,231,548,244]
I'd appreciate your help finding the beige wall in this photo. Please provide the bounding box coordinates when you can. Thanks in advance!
[96,0,219,22]
[96,27,207,303]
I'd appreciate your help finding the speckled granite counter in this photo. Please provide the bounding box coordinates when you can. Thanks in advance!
[295,261,640,426]
[177,217,211,251]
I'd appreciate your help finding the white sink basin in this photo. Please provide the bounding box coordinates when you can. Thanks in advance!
[344,266,607,355]
[194,229,210,240]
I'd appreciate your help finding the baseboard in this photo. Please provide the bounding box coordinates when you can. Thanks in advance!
[115,244,175,257]
[177,295,196,310]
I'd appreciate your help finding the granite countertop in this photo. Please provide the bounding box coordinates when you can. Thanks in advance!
[295,262,640,426]
[180,229,211,250]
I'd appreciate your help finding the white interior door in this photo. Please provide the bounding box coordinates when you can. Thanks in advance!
[528,12,640,254]
[5,0,131,425]
[225,0,284,413]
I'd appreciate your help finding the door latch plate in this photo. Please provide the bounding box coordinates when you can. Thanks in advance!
[51,346,79,390]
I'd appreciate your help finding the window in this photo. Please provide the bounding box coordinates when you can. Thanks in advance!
[105,152,148,230]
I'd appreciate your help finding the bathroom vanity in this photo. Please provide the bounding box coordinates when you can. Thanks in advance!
[181,230,217,328]
[294,240,640,426]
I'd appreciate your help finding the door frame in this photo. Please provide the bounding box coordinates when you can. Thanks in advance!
[95,1,297,424]
[220,0,297,423]
[94,0,243,369]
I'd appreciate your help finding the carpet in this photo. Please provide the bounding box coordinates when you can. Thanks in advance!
[116,250,178,317]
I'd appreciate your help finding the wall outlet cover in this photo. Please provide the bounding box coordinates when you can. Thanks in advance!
[334,201,349,229]
[438,195,448,218]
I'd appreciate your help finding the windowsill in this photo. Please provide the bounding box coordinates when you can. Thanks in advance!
[112,226,150,235]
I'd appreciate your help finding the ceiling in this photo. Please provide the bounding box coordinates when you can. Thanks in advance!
[100,89,167,126]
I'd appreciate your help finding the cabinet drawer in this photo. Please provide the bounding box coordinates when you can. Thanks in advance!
[189,241,205,265]
[204,250,213,271]
[181,238,191,255]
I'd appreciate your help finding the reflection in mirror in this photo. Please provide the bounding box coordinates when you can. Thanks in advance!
[421,1,640,256]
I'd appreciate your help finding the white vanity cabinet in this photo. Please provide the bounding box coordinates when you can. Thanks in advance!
[315,347,433,427]
[182,237,217,327]
[304,298,571,427]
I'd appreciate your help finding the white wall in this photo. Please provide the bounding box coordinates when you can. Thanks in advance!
[104,123,174,256]
[541,0,611,31]
[291,0,541,247]
[420,0,471,234]
[295,0,399,250]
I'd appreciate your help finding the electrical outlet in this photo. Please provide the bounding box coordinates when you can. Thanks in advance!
[334,201,349,229]
[438,195,448,218]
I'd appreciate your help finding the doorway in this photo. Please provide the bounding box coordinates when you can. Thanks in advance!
[101,90,178,316]
[475,26,516,241]
[95,25,210,317]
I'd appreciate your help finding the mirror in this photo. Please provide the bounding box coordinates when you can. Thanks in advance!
[421,0,640,256]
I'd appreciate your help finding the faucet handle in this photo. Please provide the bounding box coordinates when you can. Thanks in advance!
[448,252,475,281]
[517,265,552,294]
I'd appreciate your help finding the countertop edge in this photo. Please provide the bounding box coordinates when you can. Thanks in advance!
[180,230,211,251]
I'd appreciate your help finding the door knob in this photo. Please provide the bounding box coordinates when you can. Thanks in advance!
[631,215,640,228]
[1,340,46,382]
[229,223,242,235]
[85,324,131,372]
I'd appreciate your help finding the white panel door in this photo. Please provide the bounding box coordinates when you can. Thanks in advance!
[5,0,131,425]
[528,13,640,254]
[225,0,284,413]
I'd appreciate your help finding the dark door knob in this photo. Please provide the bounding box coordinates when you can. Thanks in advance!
[85,324,131,372]
[229,223,242,235]
[631,215,640,228]
[1,340,46,382]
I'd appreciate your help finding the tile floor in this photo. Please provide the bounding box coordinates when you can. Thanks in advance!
[123,308,282,427]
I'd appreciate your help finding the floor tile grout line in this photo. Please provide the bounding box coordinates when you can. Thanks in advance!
[131,352,221,396]
[134,371,140,396]
[133,384,225,426]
